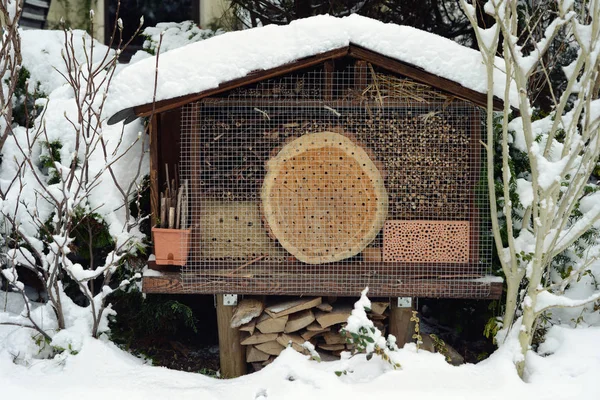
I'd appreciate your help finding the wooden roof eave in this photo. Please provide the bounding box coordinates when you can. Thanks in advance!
[107,47,350,125]
[348,45,505,112]
[107,44,505,125]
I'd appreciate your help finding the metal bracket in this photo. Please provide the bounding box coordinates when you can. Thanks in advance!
[223,294,238,306]
[397,297,412,308]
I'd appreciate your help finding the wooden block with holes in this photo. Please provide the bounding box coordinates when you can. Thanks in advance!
[261,131,388,264]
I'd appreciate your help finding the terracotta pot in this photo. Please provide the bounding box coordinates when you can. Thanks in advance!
[152,227,191,266]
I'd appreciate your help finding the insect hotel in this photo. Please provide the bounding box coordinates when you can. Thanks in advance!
[109,15,503,377]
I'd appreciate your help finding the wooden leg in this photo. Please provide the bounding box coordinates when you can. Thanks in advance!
[216,294,247,378]
[388,298,415,348]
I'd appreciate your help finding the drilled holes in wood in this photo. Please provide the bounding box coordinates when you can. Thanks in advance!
[199,200,286,261]
[383,220,469,263]
[261,131,388,264]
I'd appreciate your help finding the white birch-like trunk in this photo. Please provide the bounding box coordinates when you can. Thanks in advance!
[461,0,600,378]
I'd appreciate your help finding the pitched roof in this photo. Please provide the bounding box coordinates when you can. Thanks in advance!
[107,14,515,124]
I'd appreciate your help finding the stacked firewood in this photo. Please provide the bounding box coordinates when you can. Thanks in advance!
[230,297,389,368]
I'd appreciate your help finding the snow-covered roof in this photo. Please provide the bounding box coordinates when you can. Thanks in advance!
[107,14,516,120]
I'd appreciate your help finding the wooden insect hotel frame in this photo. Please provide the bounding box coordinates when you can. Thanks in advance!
[110,40,503,377]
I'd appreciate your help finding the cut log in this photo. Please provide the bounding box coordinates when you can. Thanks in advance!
[301,329,328,341]
[284,309,315,333]
[256,314,289,334]
[317,351,340,362]
[240,332,278,346]
[318,343,346,351]
[370,302,389,315]
[255,341,286,356]
[246,346,270,363]
[230,298,264,328]
[421,334,464,366]
[238,320,256,335]
[262,357,275,367]
[261,131,388,264]
[251,362,264,372]
[323,331,346,345]
[276,333,305,352]
[306,322,329,332]
[316,302,333,312]
[264,297,322,318]
[373,320,386,334]
[369,313,387,321]
[316,306,352,328]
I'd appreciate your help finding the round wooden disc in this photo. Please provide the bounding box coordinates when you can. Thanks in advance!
[261,131,388,264]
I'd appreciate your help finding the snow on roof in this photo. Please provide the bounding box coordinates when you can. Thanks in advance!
[107,14,516,118]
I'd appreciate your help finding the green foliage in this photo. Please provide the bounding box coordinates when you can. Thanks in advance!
[429,334,451,363]
[197,368,220,378]
[491,113,529,248]
[411,310,422,350]
[69,208,114,264]
[7,66,46,128]
[130,174,152,238]
[108,290,198,349]
[593,162,600,180]
[340,304,401,370]
[52,343,80,356]
[39,140,63,184]
[483,316,501,343]
[33,333,52,355]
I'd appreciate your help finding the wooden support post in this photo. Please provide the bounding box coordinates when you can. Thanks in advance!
[388,298,415,349]
[355,60,368,91]
[323,60,334,101]
[216,294,247,378]
[149,114,160,226]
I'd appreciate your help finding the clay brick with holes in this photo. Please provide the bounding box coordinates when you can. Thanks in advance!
[383,220,469,263]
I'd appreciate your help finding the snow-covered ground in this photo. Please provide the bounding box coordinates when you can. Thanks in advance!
[1,291,599,400]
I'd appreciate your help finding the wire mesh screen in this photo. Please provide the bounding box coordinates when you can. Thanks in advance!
[179,64,492,298]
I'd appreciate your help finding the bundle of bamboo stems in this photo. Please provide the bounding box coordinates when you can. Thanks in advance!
[159,164,188,229]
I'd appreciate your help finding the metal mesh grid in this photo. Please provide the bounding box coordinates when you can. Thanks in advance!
[179,64,492,298]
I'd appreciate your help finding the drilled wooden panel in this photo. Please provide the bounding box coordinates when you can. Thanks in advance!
[261,131,388,264]
[383,221,469,263]
[199,200,286,260]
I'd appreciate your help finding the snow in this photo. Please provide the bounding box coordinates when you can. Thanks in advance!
[531,142,570,190]
[470,275,504,283]
[535,290,600,313]
[0,29,148,241]
[1,289,599,400]
[20,30,111,95]
[142,265,164,277]
[107,14,519,119]
[142,21,222,55]
[516,178,533,208]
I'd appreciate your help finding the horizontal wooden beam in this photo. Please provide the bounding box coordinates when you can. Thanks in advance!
[348,45,505,111]
[143,270,184,293]
[142,269,502,299]
[133,47,350,119]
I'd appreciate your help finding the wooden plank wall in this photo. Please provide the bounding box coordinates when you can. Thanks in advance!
[150,108,182,226]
